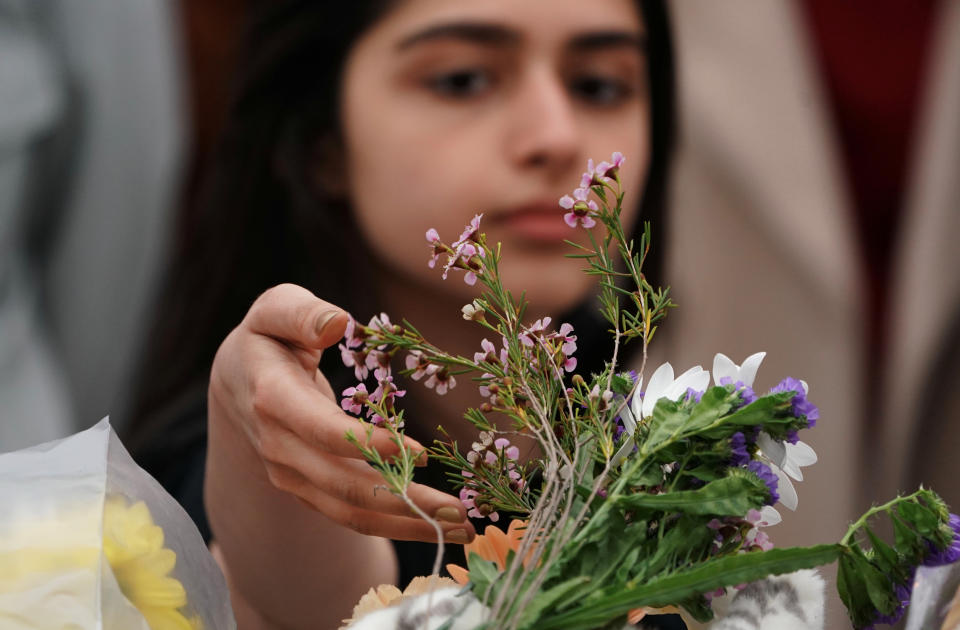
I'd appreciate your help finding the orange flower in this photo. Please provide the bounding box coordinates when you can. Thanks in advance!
[445,519,528,585]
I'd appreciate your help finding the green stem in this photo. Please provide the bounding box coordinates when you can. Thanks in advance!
[840,489,924,546]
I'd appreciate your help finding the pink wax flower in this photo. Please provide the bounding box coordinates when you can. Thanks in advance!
[424,364,456,395]
[339,343,369,380]
[559,188,598,229]
[340,383,369,415]
[404,350,431,380]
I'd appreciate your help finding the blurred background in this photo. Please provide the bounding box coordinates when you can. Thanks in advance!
[1,0,260,450]
[1,4,958,627]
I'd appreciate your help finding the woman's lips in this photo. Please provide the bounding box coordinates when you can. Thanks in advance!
[495,202,572,243]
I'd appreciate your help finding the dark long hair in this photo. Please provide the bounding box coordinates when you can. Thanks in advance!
[123,0,675,449]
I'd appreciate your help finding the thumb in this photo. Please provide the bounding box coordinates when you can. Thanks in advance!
[245,283,348,351]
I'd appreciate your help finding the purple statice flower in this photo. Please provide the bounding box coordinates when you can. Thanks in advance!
[719,376,757,408]
[684,387,704,404]
[729,432,750,467]
[747,460,780,505]
[769,377,819,427]
[924,513,960,566]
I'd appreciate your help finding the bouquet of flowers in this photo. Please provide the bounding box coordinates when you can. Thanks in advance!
[338,154,960,629]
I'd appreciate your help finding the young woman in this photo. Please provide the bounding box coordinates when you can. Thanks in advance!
[125,0,676,627]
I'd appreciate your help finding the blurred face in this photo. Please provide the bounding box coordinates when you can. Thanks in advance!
[341,0,649,317]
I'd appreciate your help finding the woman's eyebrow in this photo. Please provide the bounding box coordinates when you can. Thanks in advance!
[568,30,647,52]
[396,22,521,50]
[395,22,646,53]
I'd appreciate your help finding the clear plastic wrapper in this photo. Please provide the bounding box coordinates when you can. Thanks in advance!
[0,418,236,630]
[906,563,960,630]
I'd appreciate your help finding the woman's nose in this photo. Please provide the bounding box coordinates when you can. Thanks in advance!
[504,67,580,174]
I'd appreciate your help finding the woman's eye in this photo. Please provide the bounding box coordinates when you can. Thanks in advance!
[569,75,635,106]
[426,69,493,98]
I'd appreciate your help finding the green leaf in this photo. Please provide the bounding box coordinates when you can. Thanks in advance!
[850,548,897,616]
[685,465,723,483]
[516,577,593,628]
[639,516,716,581]
[466,553,501,600]
[683,387,733,433]
[610,374,635,396]
[836,553,872,627]
[679,594,714,623]
[891,512,925,561]
[616,473,766,517]
[624,462,663,487]
[641,399,689,453]
[719,393,793,427]
[535,545,842,630]
[899,500,939,536]
[864,527,907,582]
[614,546,642,582]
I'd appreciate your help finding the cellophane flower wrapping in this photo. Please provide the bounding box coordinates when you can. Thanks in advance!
[0,418,236,630]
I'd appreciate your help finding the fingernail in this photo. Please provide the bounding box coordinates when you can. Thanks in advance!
[415,450,429,467]
[434,506,462,523]
[446,528,470,544]
[315,310,340,336]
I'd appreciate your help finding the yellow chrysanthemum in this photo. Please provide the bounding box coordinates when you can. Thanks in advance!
[102,495,202,630]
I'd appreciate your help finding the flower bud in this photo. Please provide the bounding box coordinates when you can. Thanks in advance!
[461,300,486,322]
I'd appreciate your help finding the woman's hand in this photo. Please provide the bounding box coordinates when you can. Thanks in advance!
[207,283,475,543]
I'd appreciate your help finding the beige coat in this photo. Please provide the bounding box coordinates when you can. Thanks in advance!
[654,2,960,626]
